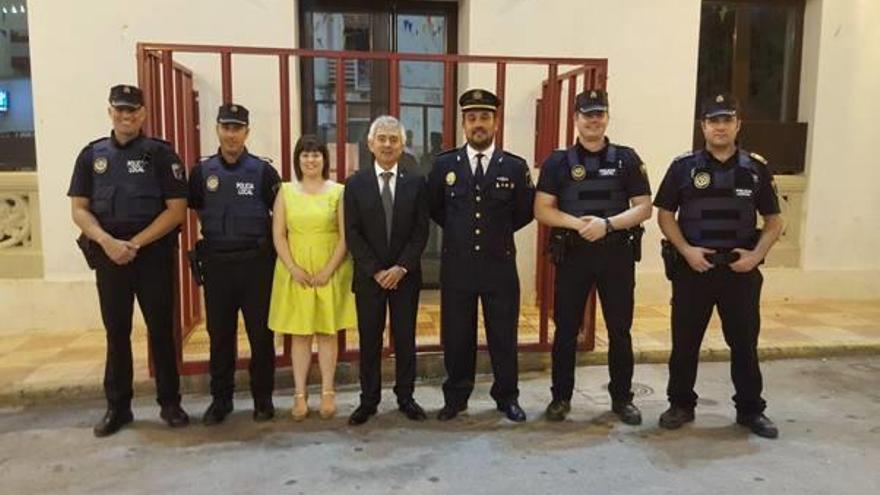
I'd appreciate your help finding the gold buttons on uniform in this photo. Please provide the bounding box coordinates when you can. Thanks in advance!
[475,245,481,251]
[475,229,481,235]
[476,196,481,202]
[475,212,481,218]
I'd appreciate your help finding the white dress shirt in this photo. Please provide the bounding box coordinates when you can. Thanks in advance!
[466,143,495,176]
[374,162,398,200]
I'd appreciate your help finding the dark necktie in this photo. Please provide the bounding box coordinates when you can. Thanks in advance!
[380,171,394,243]
[475,153,485,187]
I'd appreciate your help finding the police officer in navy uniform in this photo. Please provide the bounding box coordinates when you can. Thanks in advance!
[68,84,190,437]
[654,93,784,438]
[188,104,280,424]
[534,90,652,424]
[428,89,535,422]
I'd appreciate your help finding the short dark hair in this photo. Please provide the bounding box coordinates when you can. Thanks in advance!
[293,134,331,181]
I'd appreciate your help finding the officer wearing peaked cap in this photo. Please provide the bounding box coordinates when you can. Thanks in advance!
[535,89,653,425]
[654,93,784,438]
[188,103,281,425]
[428,88,535,422]
[68,84,190,437]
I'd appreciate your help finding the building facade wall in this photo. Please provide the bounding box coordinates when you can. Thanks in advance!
[1,0,877,333]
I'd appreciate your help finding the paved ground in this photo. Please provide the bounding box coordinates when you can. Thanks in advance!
[1,356,878,495]
[5,298,879,406]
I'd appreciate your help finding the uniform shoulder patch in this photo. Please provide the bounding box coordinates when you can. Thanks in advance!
[749,152,768,165]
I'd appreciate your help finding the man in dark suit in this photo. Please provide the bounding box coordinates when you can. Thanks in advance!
[428,89,535,422]
[344,115,430,426]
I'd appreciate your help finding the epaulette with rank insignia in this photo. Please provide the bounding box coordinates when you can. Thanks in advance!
[501,150,526,163]
[434,148,460,165]
[147,136,172,146]
[436,148,459,157]
[673,150,695,162]
[257,155,274,164]
[749,152,768,165]
[87,136,109,146]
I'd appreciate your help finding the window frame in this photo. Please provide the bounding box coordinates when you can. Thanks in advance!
[697,0,805,123]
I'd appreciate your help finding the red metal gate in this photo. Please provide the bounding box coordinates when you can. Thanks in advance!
[135,42,607,373]
[535,65,608,352]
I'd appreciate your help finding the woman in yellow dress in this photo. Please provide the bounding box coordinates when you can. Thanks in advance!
[268,135,356,420]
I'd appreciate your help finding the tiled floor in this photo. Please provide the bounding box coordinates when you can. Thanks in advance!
[1,297,879,403]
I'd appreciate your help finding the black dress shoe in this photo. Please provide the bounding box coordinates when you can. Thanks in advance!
[436,404,467,421]
[253,399,275,422]
[658,405,695,430]
[160,404,190,428]
[398,400,427,421]
[545,400,571,422]
[612,401,643,425]
[348,405,377,426]
[93,409,134,438]
[497,401,527,422]
[736,413,779,439]
[202,400,233,426]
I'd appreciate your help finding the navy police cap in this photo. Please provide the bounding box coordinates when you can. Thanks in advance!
[702,93,739,119]
[108,85,144,109]
[217,103,249,125]
[459,88,500,112]
[575,89,609,114]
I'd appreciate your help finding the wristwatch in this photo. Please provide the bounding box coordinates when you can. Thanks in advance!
[604,217,614,233]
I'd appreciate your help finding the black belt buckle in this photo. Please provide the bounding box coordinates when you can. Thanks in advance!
[706,251,740,266]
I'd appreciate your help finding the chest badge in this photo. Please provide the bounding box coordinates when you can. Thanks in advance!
[570,164,587,181]
[206,175,220,192]
[446,171,456,186]
[93,157,108,174]
[693,171,712,189]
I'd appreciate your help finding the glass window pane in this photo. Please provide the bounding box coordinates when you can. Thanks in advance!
[395,14,446,168]
[695,3,735,119]
[747,5,797,121]
[310,12,383,155]
[0,0,35,171]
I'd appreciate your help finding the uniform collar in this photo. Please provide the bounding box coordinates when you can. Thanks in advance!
[704,147,739,167]
[110,131,143,149]
[466,142,495,163]
[219,147,249,167]
[575,136,609,159]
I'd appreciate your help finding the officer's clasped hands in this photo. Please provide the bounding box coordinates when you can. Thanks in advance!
[577,215,607,242]
[100,236,139,265]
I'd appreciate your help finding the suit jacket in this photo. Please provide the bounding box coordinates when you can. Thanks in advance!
[427,145,535,290]
[344,164,429,294]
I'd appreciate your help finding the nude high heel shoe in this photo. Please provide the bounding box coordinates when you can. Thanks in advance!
[319,390,336,419]
[291,393,309,421]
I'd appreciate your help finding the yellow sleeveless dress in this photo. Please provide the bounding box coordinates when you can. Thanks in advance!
[268,181,356,335]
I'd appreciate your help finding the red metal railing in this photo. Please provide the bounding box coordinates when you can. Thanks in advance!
[136,42,607,373]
